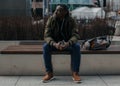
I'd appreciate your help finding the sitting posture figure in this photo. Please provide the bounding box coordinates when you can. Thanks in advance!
[42,4,81,83]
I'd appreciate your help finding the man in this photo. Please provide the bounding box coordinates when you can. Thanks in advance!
[42,4,81,83]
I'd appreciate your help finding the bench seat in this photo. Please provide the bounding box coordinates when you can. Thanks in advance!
[1,45,120,54]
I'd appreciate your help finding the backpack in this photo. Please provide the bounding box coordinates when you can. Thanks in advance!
[82,36,111,50]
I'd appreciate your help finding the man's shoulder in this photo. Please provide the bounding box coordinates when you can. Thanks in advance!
[48,16,53,20]
[66,16,74,19]
[47,15,56,21]
[67,16,76,22]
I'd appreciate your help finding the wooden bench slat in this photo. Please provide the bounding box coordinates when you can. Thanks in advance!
[1,45,120,54]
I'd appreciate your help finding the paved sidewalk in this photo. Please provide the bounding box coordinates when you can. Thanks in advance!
[0,75,120,86]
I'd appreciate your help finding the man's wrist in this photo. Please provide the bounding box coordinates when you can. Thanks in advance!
[53,43,56,47]
[66,42,70,47]
[68,40,73,46]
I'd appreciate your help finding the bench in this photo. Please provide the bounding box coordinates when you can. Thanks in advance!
[1,43,120,75]
[1,44,120,54]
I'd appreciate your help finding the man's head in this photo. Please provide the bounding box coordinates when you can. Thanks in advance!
[54,4,69,18]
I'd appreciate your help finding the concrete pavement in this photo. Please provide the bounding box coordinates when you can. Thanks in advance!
[0,75,120,86]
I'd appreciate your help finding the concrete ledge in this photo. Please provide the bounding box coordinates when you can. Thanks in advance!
[0,40,120,75]
[0,54,120,75]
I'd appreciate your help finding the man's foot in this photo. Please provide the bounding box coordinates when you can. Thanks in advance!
[72,72,81,83]
[42,72,54,83]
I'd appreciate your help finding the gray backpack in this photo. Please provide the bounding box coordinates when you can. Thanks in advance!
[82,36,111,50]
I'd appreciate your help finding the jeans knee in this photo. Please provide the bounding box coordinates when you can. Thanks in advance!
[43,43,50,51]
[73,43,80,50]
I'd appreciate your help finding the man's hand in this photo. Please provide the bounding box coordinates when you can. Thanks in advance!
[60,42,69,50]
[53,42,61,50]
[53,41,69,50]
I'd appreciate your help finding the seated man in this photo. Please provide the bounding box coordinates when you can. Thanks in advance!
[42,4,81,83]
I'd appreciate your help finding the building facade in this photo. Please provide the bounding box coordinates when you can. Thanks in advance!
[43,0,106,16]
[106,0,120,11]
[31,0,43,18]
[0,0,31,16]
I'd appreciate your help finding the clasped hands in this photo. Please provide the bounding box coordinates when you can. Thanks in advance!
[53,40,69,50]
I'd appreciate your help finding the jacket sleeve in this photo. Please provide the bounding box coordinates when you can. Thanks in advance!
[44,17,55,46]
[68,18,80,45]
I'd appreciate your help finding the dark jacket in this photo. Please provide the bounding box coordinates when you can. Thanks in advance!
[44,15,80,46]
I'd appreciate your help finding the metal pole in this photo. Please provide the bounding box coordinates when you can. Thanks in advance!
[100,0,103,18]
[43,0,45,17]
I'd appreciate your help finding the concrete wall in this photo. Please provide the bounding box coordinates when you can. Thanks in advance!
[0,54,120,75]
[0,0,31,16]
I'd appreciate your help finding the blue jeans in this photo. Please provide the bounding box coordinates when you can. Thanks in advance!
[43,43,81,73]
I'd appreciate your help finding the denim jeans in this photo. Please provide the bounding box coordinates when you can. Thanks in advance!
[43,43,81,73]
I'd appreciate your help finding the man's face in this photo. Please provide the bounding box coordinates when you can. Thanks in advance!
[55,6,67,18]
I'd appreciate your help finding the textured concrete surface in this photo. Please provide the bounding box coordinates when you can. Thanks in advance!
[1,54,120,75]
[0,75,120,86]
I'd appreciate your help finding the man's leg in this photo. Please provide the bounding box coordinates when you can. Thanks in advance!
[70,43,81,83]
[71,43,81,72]
[43,43,53,72]
[42,43,54,82]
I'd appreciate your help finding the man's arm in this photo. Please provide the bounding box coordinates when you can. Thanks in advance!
[44,17,55,46]
[68,18,80,45]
